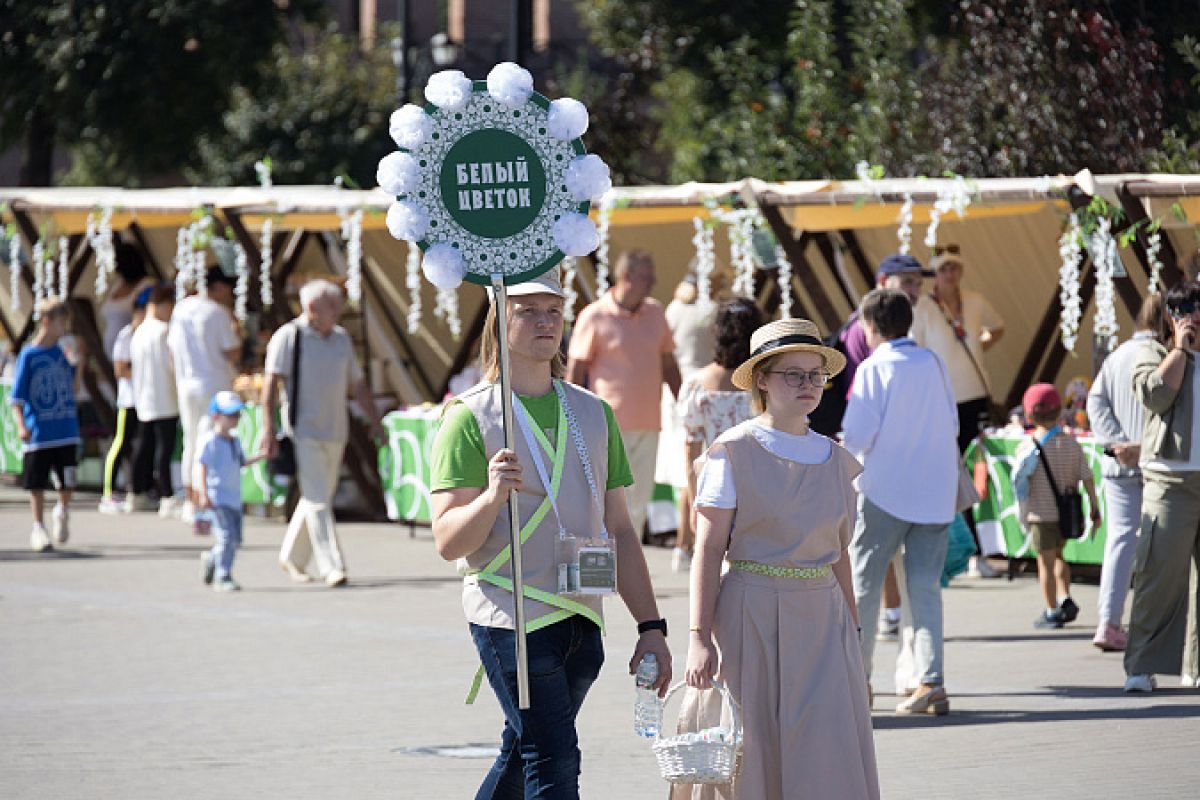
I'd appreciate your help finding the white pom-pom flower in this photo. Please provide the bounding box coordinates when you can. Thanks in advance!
[564,154,612,202]
[547,98,589,140]
[386,201,430,242]
[389,105,434,150]
[486,62,534,109]
[552,213,600,257]
[422,244,466,290]
[377,152,421,196]
[425,70,474,112]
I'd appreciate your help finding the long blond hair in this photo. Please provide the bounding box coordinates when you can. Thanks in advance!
[478,300,566,382]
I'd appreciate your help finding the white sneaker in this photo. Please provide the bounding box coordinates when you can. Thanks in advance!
[671,547,692,573]
[51,505,69,544]
[98,496,123,515]
[968,555,1001,579]
[30,523,52,553]
[1124,674,1156,693]
[179,500,195,525]
[325,568,348,587]
[157,496,179,518]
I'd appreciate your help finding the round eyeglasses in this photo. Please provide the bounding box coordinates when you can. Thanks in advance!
[766,369,829,388]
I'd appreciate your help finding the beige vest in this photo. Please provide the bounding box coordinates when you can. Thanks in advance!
[716,421,863,567]
[455,381,610,629]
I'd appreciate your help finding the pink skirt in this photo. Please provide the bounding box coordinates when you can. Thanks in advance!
[670,570,879,800]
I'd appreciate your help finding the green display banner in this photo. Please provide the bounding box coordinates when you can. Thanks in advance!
[235,404,287,507]
[0,381,23,475]
[966,434,1107,566]
[378,406,442,524]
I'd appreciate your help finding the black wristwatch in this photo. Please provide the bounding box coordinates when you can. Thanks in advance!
[637,618,668,637]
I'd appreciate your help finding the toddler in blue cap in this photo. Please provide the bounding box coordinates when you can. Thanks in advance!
[197,391,265,591]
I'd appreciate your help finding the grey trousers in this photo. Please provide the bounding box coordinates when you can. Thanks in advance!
[851,496,950,687]
[1098,476,1143,628]
[1125,469,1200,677]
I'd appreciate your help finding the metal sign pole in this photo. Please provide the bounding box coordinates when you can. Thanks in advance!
[492,274,531,710]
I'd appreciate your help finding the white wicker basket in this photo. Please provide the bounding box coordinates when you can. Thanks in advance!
[651,679,742,785]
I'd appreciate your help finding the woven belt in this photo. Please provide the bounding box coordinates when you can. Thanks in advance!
[728,560,832,580]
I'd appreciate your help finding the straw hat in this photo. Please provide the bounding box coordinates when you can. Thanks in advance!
[731,318,847,391]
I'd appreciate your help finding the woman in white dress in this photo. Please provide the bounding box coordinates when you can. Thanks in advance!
[673,298,763,571]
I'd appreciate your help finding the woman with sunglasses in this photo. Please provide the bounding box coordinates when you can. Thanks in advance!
[681,318,878,799]
[1125,281,1200,693]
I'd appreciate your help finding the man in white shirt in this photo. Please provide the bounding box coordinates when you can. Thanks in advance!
[843,288,960,715]
[130,284,180,516]
[169,267,241,521]
[259,280,382,588]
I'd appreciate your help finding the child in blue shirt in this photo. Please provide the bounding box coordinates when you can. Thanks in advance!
[197,391,264,591]
[9,299,80,552]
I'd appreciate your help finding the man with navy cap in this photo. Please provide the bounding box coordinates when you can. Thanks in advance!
[839,253,930,395]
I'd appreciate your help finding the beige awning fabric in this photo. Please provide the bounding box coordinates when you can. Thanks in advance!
[0,186,395,234]
[750,176,1076,231]
[4,175,1200,405]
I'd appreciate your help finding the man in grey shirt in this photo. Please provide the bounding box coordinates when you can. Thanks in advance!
[260,279,382,587]
[1086,301,1159,652]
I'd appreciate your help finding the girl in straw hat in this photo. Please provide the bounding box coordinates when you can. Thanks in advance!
[429,268,672,798]
[681,318,879,800]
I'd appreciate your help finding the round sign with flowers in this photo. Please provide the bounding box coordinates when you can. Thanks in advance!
[378,63,611,290]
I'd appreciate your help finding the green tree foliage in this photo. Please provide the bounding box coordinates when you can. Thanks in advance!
[190,25,398,188]
[0,0,322,186]
[577,0,1195,181]
[921,0,1166,176]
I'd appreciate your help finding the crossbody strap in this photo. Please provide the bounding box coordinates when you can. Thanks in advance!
[288,322,302,430]
[1031,428,1064,496]
[930,292,992,398]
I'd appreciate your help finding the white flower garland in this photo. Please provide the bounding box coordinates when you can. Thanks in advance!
[713,208,760,299]
[405,243,423,334]
[896,193,914,255]
[88,207,115,298]
[58,236,69,300]
[561,256,579,321]
[234,242,250,323]
[775,245,794,319]
[259,217,274,308]
[32,239,45,318]
[925,177,973,250]
[8,230,20,312]
[193,215,211,297]
[1146,230,1164,295]
[434,286,462,340]
[341,208,363,306]
[1057,213,1084,352]
[595,191,614,294]
[1090,216,1120,350]
[174,226,190,302]
[691,216,716,309]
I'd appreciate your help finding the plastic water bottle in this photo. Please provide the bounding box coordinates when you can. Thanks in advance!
[634,653,662,738]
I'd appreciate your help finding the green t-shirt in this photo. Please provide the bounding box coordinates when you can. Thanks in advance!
[431,389,633,492]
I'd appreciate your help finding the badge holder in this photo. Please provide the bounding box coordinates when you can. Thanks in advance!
[556,531,617,597]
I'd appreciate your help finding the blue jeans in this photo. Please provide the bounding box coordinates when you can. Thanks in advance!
[470,616,604,799]
[209,506,243,580]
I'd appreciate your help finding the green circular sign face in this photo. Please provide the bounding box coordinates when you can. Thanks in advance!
[439,129,547,240]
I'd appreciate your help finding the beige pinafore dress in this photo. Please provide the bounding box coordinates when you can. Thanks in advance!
[672,422,879,800]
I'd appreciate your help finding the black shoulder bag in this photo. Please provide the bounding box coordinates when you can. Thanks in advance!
[1031,437,1085,539]
[268,322,301,478]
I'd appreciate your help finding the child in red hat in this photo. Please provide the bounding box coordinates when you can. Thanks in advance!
[1011,383,1101,628]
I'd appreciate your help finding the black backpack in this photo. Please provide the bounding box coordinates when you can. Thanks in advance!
[808,316,856,438]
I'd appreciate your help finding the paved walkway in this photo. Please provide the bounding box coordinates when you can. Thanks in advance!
[1,486,1197,799]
